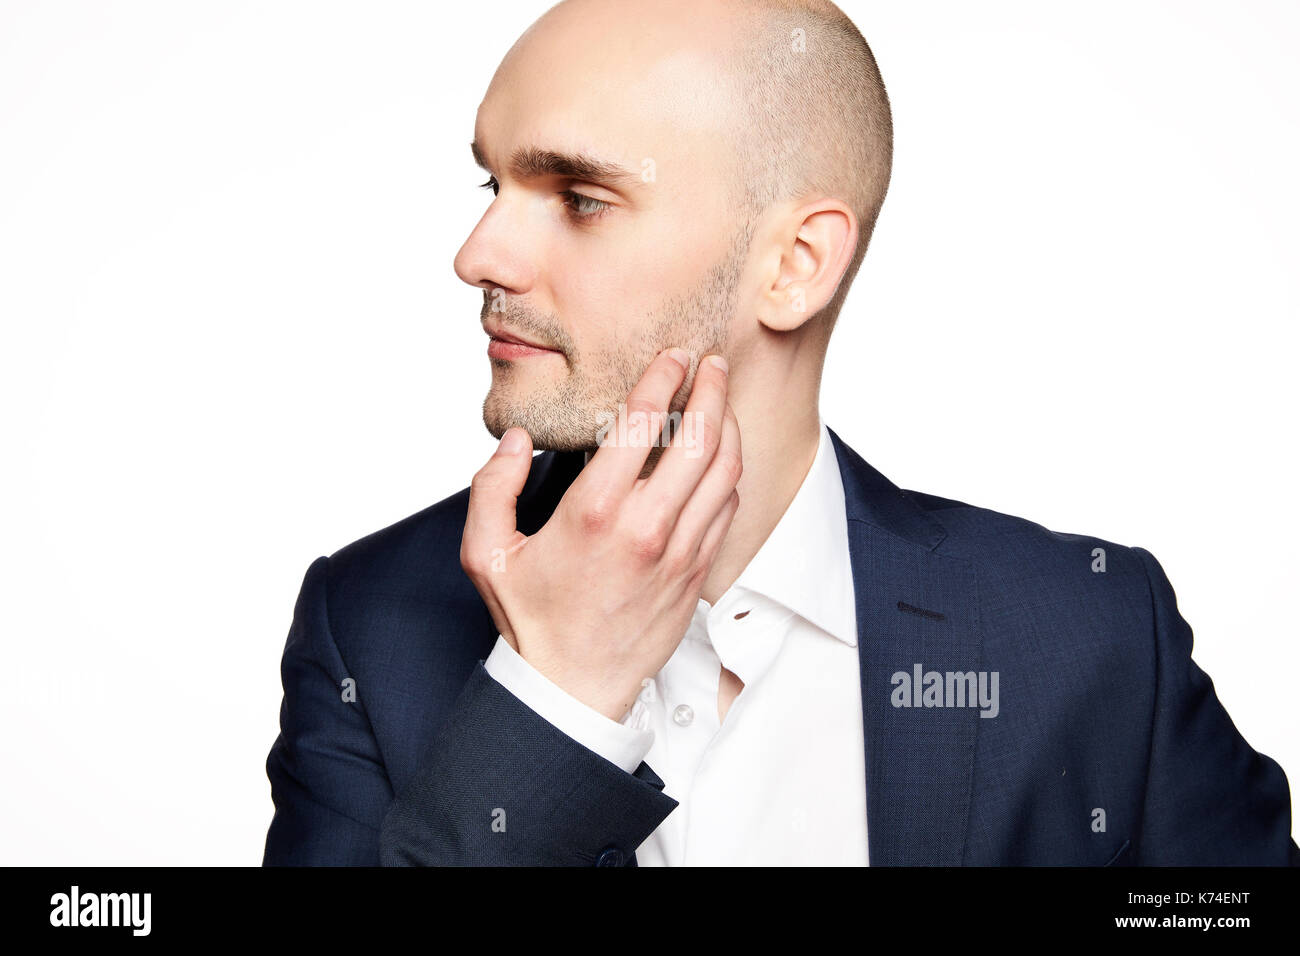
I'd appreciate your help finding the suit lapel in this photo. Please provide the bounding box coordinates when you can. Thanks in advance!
[478,438,981,864]
[830,429,982,866]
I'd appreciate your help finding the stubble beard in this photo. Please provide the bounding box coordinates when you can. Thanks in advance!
[481,234,747,452]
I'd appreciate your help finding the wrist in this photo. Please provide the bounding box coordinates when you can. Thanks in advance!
[522,650,647,722]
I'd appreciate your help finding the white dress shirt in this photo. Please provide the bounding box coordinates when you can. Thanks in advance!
[483,421,868,865]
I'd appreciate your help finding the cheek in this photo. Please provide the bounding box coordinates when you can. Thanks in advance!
[550,251,661,355]
[549,199,734,353]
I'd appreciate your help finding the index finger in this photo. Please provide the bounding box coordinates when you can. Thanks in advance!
[581,347,690,494]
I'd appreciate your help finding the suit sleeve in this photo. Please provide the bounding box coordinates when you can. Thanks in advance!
[378,661,678,866]
[263,556,395,865]
[264,557,678,866]
[482,634,655,773]
[1131,546,1299,865]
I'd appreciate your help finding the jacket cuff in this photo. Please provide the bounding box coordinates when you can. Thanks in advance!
[483,635,654,774]
[380,662,677,865]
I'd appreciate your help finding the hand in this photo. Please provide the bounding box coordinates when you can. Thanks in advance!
[460,348,742,721]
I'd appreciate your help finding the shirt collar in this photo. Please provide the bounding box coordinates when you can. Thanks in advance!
[727,420,858,647]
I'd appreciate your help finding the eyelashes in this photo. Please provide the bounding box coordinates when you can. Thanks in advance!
[478,175,611,223]
[561,190,610,221]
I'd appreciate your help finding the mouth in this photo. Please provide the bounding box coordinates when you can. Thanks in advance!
[485,326,564,361]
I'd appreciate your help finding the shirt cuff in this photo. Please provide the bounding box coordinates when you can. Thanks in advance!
[482,635,654,774]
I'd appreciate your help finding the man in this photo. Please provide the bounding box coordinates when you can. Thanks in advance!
[263,0,1297,865]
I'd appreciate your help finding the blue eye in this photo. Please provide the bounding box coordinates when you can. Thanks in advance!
[477,175,608,223]
[562,190,610,222]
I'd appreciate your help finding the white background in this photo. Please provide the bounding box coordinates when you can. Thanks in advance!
[1,0,1296,864]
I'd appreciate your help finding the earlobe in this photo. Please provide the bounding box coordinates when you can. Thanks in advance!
[757,283,813,332]
[756,200,857,333]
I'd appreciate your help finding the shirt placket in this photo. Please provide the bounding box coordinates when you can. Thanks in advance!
[659,604,723,866]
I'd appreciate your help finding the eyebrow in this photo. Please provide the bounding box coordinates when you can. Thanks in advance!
[471,139,640,189]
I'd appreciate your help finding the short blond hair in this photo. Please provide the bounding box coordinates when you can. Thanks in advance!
[723,0,894,327]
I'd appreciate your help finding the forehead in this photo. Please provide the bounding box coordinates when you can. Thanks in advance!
[473,5,739,189]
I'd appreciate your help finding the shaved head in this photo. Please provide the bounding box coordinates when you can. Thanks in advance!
[721,0,894,327]
[458,0,892,450]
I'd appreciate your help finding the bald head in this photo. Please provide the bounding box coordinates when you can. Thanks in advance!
[459,0,892,449]
[515,0,893,324]
[721,0,894,324]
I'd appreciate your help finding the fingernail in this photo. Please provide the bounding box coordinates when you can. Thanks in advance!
[707,354,728,374]
[667,348,690,369]
[497,428,527,456]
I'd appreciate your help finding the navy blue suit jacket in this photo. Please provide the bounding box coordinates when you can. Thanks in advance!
[263,431,1298,865]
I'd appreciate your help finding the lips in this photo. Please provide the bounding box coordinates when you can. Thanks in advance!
[485,325,563,360]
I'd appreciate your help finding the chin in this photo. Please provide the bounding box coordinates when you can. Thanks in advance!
[482,392,600,454]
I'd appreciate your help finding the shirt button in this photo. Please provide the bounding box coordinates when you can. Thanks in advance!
[672,703,694,726]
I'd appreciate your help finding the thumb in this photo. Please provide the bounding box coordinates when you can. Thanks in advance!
[461,427,533,577]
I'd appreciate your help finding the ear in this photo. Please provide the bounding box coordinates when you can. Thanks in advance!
[756,199,857,333]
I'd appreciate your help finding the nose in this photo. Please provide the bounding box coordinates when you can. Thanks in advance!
[454,200,536,303]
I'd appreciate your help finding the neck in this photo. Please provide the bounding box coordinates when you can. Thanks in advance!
[699,391,820,604]
[695,328,828,603]
[580,346,826,605]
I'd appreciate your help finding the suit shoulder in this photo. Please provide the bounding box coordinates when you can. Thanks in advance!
[327,486,470,584]
[315,449,580,605]
[904,487,1152,596]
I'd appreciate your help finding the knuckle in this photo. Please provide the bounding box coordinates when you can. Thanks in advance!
[459,542,482,576]
[469,468,500,496]
[716,451,743,484]
[579,508,611,536]
[578,496,616,535]
[691,415,720,453]
[661,544,692,578]
[699,364,728,394]
[630,522,669,561]
[624,397,662,424]
[655,360,683,387]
